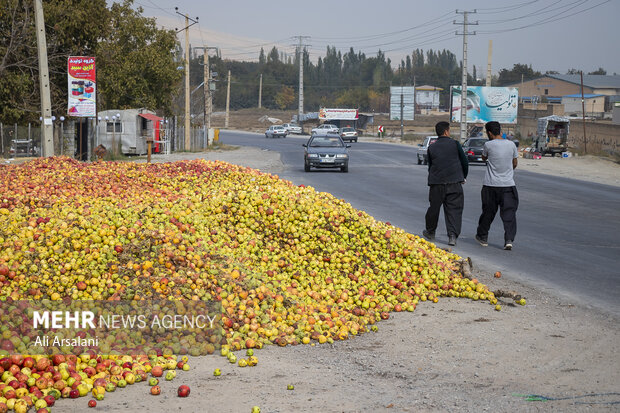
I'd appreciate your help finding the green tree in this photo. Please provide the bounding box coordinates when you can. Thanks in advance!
[0,0,108,123]
[334,88,368,109]
[275,86,295,109]
[96,1,181,114]
[497,63,541,86]
[588,67,607,75]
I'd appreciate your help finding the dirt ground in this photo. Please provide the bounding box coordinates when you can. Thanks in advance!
[52,145,620,412]
[56,277,620,412]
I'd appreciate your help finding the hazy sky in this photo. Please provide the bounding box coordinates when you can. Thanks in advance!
[130,0,619,75]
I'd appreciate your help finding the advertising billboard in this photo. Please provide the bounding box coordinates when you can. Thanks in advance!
[450,86,518,124]
[68,56,96,117]
[390,86,415,121]
[319,108,359,120]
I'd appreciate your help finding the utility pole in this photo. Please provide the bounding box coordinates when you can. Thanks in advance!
[294,36,310,131]
[486,40,492,87]
[455,10,478,142]
[580,71,587,154]
[202,45,211,146]
[34,0,53,157]
[225,70,231,128]
[400,91,404,138]
[175,8,198,150]
[258,74,262,109]
[194,46,217,144]
[413,76,418,115]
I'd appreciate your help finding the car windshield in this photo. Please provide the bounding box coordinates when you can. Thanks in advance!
[341,127,354,132]
[467,139,486,148]
[309,137,343,147]
[274,126,284,130]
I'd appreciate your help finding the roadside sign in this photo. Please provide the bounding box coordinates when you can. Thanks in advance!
[378,125,384,133]
[389,86,415,121]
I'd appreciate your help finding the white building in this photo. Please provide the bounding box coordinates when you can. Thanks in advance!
[561,94,606,117]
[97,108,166,155]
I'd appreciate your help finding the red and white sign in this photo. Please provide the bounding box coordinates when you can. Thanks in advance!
[378,125,384,133]
[68,56,96,117]
[319,108,359,120]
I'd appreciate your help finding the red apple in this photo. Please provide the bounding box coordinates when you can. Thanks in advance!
[177,385,190,397]
[150,385,161,395]
[43,395,55,407]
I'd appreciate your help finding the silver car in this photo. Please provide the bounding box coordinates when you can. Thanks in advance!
[311,124,339,135]
[340,127,358,142]
[303,133,350,173]
[417,136,438,165]
[265,125,288,138]
[282,123,302,134]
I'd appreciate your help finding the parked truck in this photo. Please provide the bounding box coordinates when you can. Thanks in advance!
[534,115,570,157]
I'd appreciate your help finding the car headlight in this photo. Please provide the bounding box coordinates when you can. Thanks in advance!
[307,154,318,158]
[335,154,348,158]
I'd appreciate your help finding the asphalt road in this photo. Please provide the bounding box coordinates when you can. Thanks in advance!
[219,130,620,316]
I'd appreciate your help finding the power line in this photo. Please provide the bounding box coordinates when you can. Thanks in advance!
[476,0,542,14]
[478,0,586,24]
[478,0,610,34]
[311,12,455,43]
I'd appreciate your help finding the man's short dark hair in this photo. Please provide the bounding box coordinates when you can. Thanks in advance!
[485,121,501,136]
[435,121,450,136]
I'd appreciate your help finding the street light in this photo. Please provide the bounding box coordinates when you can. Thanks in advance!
[112,115,118,156]
[96,116,101,147]
[59,116,65,155]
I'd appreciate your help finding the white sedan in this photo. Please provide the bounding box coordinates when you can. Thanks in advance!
[282,123,302,134]
[265,125,287,138]
[311,124,339,135]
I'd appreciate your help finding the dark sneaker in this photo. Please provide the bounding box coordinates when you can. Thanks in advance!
[475,235,488,247]
[422,230,435,241]
[448,235,457,246]
[504,240,513,250]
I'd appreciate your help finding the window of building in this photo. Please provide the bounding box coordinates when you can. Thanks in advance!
[544,89,548,95]
[106,122,122,133]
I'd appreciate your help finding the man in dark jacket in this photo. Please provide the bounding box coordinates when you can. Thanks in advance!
[423,121,468,246]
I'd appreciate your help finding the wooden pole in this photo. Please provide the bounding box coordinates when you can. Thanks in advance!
[147,138,152,163]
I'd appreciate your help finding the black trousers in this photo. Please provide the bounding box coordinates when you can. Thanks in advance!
[476,185,519,242]
[425,183,464,237]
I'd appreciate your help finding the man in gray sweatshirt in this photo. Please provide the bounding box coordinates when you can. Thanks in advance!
[475,121,519,250]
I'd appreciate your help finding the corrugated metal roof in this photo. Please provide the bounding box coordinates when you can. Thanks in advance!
[549,74,620,89]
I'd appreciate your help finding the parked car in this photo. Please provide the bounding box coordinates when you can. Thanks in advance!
[462,137,488,163]
[416,136,438,165]
[339,127,358,142]
[303,133,350,172]
[282,123,302,134]
[265,125,287,138]
[311,124,339,135]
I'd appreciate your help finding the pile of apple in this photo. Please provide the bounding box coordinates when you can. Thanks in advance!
[0,353,184,412]
[0,157,498,409]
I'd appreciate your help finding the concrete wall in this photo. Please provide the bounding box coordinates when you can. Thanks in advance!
[562,97,606,116]
[517,114,620,155]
